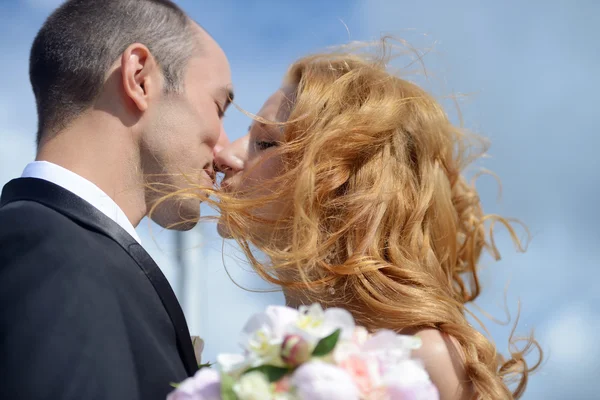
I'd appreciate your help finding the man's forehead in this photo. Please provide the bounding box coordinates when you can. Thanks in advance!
[185,32,231,86]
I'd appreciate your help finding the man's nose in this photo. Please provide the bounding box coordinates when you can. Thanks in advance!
[213,126,230,156]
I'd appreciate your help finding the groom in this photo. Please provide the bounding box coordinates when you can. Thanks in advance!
[0,1,232,399]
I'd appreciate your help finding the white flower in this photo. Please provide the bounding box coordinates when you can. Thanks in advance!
[273,394,298,400]
[291,360,360,400]
[333,326,370,364]
[166,368,221,400]
[217,353,249,375]
[334,329,419,368]
[384,359,439,400]
[384,359,433,388]
[230,303,355,371]
[240,306,300,365]
[292,304,355,345]
[352,326,370,346]
[233,371,273,400]
[361,330,421,370]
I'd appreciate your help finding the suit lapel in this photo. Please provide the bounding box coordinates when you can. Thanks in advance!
[1,178,198,376]
[126,242,198,375]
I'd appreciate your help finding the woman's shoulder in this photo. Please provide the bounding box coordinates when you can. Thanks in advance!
[412,329,474,400]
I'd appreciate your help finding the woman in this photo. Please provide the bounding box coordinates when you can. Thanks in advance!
[212,40,540,399]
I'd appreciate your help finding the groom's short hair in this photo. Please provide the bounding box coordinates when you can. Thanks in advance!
[30,0,197,143]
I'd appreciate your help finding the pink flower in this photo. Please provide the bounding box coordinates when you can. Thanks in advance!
[273,376,291,393]
[335,329,437,399]
[167,368,222,400]
[291,361,360,400]
[338,355,375,394]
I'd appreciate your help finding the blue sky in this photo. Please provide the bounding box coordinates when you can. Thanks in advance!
[1,0,598,398]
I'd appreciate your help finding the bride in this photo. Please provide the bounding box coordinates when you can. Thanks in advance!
[211,40,540,399]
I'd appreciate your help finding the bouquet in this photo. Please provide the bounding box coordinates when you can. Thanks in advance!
[168,304,439,400]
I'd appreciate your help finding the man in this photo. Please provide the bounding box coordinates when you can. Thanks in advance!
[0,1,232,399]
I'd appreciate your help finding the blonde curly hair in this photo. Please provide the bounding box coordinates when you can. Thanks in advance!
[196,38,542,399]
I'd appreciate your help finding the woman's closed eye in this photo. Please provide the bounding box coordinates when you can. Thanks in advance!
[255,140,279,151]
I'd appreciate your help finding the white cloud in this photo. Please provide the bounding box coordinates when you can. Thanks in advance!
[541,304,600,372]
[519,303,600,399]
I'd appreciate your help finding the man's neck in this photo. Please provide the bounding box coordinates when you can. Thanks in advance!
[36,116,147,227]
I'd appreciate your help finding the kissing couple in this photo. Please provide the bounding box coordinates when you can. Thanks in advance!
[0,1,539,399]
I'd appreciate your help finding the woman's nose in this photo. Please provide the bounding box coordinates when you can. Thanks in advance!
[214,135,248,174]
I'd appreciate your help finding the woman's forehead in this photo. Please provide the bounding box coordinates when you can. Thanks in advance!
[257,85,296,122]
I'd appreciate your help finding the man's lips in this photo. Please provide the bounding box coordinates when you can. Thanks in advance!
[202,162,216,185]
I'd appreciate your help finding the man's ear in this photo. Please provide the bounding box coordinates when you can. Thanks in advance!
[120,43,160,112]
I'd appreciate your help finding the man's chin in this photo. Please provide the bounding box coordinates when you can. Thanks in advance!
[169,219,198,231]
[149,200,200,231]
[150,216,198,231]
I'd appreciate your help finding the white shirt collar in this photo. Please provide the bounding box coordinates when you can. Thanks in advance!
[21,161,142,244]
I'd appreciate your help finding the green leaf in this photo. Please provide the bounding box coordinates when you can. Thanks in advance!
[243,365,289,383]
[169,382,179,389]
[312,329,341,357]
[198,361,213,370]
[220,373,237,400]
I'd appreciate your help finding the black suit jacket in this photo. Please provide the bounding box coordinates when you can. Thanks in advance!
[0,178,198,399]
